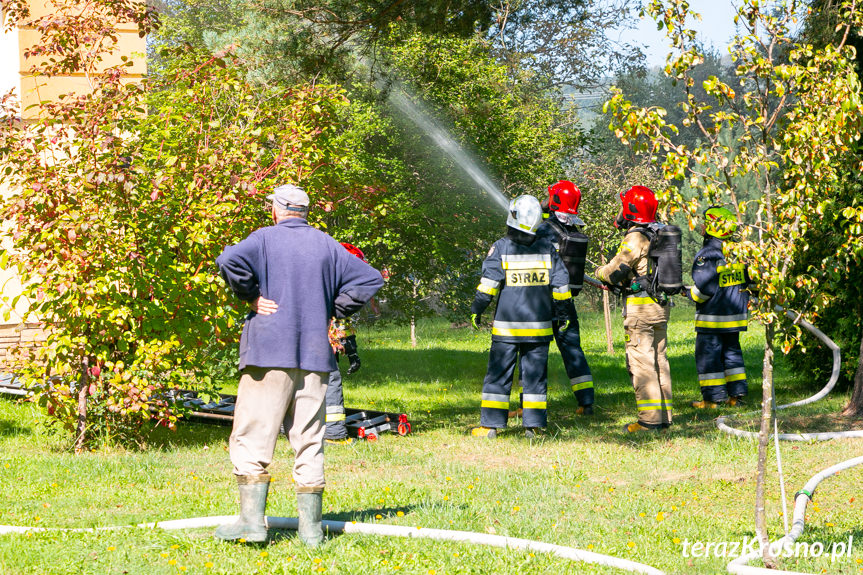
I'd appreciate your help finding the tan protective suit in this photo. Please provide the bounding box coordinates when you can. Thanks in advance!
[595,227,673,428]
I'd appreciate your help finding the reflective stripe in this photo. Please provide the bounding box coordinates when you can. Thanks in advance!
[699,379,726,387]
[492,327,554,337]
[726,372,747,382]
[570,283,583,292]
[695,319,748,329]
[326,406,345,414]
[690,285,712,303]
[698,371,726,381]
[523,392,547,409]
[479,277,501,289]
[481,400,509,410]
[553,290,572,301]
[325,413,346,422]
[477,284,499,296]
[571,377,593,392]
[695,313,749,323]
[637,404,671,411]
[523,401,547,409]
[627,297,655,306]
[493,321,550,330]
[482,391,509,410]
[501,254,552,270]
[493,321,553,336]
[725,367,746,376]
[553,285,570,294]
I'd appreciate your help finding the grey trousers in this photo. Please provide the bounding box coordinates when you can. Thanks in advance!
[230,366,328,490]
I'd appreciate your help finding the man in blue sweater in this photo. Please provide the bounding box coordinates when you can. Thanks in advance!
[215,184,384,546]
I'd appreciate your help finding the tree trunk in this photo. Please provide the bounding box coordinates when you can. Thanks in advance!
[602,288,614,354]
[410,316,417,349]
[599,250,614,354]
[73,356,90,453]
[842,331,863,417]
[755,323,777,569]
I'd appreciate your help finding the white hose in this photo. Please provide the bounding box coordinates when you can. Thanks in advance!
[727,456,863,575]
[715,307,863,440]
[0,516,665,575]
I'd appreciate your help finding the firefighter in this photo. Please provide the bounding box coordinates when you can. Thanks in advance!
[325,243,370,444]
[685,206,752,408]
[470,195,572,439]
[536,180,595,415]
[595,186,673,433]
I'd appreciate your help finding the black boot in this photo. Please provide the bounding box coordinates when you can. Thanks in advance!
[214,473,270,543]
[342,335,361,374]
[297,489,324,547]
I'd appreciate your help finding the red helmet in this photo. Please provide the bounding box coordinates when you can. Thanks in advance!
[548,180,581,214]
[619,185,658,224]
[340,242,366,262]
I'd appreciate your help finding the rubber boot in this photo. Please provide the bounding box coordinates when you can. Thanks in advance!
[214,473,270,543]
[297,490,324,547]
[470,426,498,439]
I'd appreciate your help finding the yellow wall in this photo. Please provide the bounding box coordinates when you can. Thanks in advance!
[1,0,146,336]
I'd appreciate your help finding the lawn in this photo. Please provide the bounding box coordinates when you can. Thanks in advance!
[1,304,861,574]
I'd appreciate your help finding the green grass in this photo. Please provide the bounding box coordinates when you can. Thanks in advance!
[1,305,862,574]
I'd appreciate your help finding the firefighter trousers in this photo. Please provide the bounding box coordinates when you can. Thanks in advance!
[481,340,549,429]
[324,366,347,440]
[553,317,593,407]
[624,318,673,428]
[695,332,748,402]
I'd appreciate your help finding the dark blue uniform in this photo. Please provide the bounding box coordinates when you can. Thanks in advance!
[536,219,594,407]
[471,234,571,429]
[688,236,751,402]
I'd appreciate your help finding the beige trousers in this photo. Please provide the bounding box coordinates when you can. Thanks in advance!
[624,317,673,427]
[230,366,328,490]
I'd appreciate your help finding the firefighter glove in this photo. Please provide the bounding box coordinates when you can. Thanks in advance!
[471,313,481,330]
[341,335,361,374]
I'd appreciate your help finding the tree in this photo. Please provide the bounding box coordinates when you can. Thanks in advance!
[604,0,863,566]
[786,0,863,418]
[0,0,359,448]
[487,0,643,90]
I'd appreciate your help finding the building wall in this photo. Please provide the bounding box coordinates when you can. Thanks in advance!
[0,0,146,371]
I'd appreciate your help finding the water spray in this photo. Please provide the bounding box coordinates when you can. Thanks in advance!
[386,89,510,211]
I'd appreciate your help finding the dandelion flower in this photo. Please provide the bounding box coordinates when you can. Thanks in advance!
[639,513,646,518]
[656,512,664,522]
[673,538,681,544]
[205,562,214,568]
[261,551,269,557]
[375,514,382,519]
[627,542,635,549]
[397,511,404,517]
[107,546,115,551]
[587,544,594,550]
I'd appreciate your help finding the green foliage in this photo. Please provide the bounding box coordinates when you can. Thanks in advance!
[604,0,863,350]
[0,1,358,448]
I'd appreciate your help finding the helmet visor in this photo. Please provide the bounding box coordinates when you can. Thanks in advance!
[555,211,585,227]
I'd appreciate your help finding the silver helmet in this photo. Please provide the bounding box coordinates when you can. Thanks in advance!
[506,195,543,236]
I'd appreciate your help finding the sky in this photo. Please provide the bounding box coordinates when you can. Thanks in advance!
[632,0,741,67]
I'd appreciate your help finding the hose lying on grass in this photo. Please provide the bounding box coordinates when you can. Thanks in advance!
[0,516,665,575]
[716,308,863,441]
[726,456,863,575]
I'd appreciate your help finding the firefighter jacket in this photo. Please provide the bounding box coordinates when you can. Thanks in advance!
[471,234,571,343]
[536,218,588,297]
[594,225,668,324]
[688,236,751,333]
